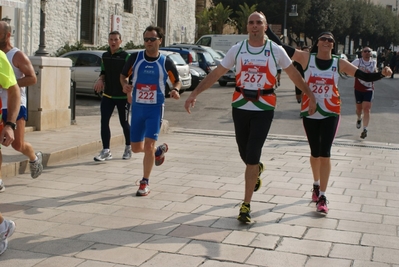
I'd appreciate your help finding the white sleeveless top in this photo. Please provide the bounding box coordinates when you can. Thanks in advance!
[0,47,27,109]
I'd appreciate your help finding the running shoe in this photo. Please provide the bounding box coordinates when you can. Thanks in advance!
[316,195,329,214]
[311,184,320,202]
[155,143,168,166]
[30,152,43,179]
[254,162,264,192]
[136,180,150,196]
[94,149,112,161]
[122,145,132,160]
[356,118,362,129]
[0,219,16,256]
[0,179,4,193]
[360,129,367,139]
[237,203,251,223]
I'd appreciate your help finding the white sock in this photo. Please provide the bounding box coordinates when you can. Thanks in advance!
[319,191,325,197]
[30,156,38,163]
[313,180,320,186]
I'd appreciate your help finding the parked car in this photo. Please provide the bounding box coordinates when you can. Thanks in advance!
[60,50,105,98]
[213,49,236,86]
[159,47,199,67]
[167,43,224,64]
[195,34,248,54]
[163,45,218,74]
[159,47,206,91]
[188,65,206,90]
[215,49,226,59]
[126,49,191,96]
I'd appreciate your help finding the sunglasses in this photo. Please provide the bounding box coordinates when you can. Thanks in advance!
[144,37,160,42]
[318,37,334,43]
[363,50,371,53]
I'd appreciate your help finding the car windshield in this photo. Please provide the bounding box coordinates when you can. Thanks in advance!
[201,52,216,65]
[168,53,187,66]
[202,47,223,60]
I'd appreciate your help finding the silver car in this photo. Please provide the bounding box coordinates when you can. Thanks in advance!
[60,50,105,98]
[126,49,191,96]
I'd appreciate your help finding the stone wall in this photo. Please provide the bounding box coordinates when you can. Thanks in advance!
[17,0,196,56]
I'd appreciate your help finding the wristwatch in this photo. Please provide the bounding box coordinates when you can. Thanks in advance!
[5,121,17,130]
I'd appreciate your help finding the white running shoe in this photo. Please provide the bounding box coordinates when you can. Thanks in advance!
[94,149,112,161]
[0,219,16,256]
[122,145,132,160]
[30,152,43,179]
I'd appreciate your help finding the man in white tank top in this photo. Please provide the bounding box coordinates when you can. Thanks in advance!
[351,47,377,139]
[0,21,43,191]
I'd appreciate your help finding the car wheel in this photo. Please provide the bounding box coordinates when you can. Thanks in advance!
[218,81,227,86]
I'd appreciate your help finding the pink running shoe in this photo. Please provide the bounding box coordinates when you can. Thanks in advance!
[312,184,320,202]
[316,195,328,214]
[155,143,168,166]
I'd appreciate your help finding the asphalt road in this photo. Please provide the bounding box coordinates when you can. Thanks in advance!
[75,74,399,144]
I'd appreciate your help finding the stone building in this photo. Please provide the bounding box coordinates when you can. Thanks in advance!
[0,0,196,56]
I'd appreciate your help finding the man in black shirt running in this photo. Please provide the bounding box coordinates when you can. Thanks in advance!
[94,31,131,161]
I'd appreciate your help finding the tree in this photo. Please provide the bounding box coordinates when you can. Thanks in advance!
[235,3,257,33]
[208,3,233,34]
[196,8,212,36]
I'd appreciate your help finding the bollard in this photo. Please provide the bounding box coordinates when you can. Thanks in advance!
[70,79,76,125]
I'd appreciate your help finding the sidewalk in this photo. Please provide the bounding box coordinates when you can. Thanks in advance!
[0,115,399,266]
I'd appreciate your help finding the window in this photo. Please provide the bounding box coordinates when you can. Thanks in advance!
[80,0,95,44]
[124,0,133,13]
[76,54,101,67]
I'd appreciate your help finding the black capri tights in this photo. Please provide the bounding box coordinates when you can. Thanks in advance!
[302,116,340,158]
[232,108,274,165]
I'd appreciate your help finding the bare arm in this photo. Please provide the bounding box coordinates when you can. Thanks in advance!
[13,51,37,87]
[1,83,21,146]
[94,74,105,92]
[291,49,310,70]
[284,64,316,115]
[120,74,132,104]
[184,65,229,113]
[339,59,392,78]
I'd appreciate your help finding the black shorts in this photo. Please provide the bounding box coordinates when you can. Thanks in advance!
[232,108,274,165]
[302,116,340,158]
[354,89,374,104]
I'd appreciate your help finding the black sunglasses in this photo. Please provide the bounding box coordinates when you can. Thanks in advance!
[363,50,371,53]
[144,37,160,42]
[318,37,334,43]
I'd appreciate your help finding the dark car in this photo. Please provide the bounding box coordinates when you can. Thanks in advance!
[159,47,199,66]
[160,47,208,89]
[188,65,206,90]
[168,43,224,64]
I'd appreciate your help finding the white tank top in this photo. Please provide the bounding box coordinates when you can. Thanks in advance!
[0,47,27,109]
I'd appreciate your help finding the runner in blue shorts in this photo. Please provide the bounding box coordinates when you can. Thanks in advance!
[120,25,181,197]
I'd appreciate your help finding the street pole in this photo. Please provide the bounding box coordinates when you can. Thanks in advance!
[35,0,49,56]
[283,0,287,44]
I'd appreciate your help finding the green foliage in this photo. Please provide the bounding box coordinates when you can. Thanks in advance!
[123,41,144,50]
[235,3,257,34]
[210,0,399,49]
[53,41,87,57]
[209,3,234,33]
[196,8,212,36]
[54,41,144,57]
